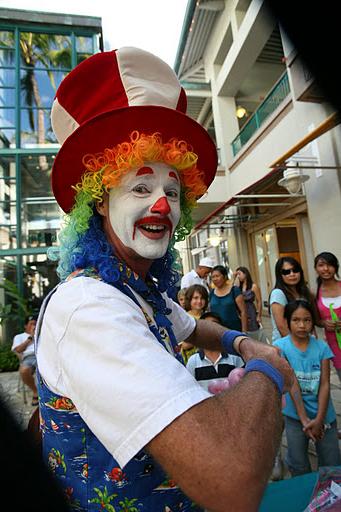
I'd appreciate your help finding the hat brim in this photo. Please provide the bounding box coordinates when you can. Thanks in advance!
[52,105,218,212]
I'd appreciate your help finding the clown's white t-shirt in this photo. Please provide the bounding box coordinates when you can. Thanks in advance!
[37,276,210,467]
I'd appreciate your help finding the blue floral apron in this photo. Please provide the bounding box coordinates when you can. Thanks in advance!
[36,270,203,511]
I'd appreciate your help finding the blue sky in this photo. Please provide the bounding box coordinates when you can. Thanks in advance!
[0,0,188,67]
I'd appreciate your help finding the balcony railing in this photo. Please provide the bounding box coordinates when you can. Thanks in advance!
[231,71,290,156]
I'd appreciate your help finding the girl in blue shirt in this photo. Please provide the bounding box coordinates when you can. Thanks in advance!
[274,299,341,476]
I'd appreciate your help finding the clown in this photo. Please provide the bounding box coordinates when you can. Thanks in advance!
[36,47,292,512]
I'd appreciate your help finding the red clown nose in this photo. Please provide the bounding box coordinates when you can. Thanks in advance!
[150,197,171,215]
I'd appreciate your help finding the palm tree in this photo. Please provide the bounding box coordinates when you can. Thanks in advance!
[19,32,71,170]
[89,486,117,511]
[118,497,139,512]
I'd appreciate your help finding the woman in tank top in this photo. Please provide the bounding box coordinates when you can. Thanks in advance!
[315,251,341,383]
[209,265,248,332]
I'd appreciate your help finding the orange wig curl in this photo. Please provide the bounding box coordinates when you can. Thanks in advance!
[74,131,207,208]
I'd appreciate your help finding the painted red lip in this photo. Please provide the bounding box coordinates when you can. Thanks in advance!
[134,216,173,240]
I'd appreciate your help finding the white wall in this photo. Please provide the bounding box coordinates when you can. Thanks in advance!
[304,123,341,257]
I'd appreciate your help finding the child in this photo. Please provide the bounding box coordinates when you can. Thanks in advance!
[180,285,209,364]
[184,284,209,319]
[177,288,187,309]
[274,299,341,476]
[186,312,244,392]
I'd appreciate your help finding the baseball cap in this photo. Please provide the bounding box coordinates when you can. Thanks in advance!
[199,257,214,268]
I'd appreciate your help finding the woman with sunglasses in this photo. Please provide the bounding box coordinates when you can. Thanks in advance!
[270,257,313,343]
[314,252,341,384]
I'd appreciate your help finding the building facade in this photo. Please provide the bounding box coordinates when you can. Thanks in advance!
[175,0,341,309]
[0,8,102,341]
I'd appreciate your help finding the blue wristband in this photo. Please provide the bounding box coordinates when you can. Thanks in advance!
[244,359,284,396]
[221,330,247,356]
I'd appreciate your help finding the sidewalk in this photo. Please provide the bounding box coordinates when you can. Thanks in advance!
[0,370,36,430]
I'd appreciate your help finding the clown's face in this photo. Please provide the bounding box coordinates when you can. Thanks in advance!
[107,163,181,259]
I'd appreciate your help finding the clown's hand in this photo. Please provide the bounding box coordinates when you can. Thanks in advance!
[237,338,293,394]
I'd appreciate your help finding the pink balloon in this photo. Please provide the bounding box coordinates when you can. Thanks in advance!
[208,378,230,394]
[227,368,245,387]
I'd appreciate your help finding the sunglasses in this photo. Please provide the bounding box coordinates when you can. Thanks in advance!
[281,268,300,276]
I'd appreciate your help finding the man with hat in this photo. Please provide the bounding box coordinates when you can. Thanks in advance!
[180,256,214,291]
[35,47,292,511]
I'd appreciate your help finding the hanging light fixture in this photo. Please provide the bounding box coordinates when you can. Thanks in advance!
[277,161,310,195]
[208,226,224,247]
[208,235,221,247]
[236,105,247,119]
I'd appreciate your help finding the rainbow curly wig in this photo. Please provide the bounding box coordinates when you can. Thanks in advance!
[54,131,207,291]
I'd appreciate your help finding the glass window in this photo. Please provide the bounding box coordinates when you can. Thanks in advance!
[0,154,16,179]
[198,229,208,247]
[255,232,268,308]
[0,255,18,343]
[76,35,93,53]
[0,108,15,147]
[0,48,15,67]
[0,128,15,149]
[0,86,15,107]
[265,227,278,288]
[219,239,229,268]
[21,201,61,249]
[21,153,54,197]
[22,253,59,313]
[76,35,97,64]
[0,67,15,87]
[20,108,58,147]
[20,32,72,69]
[20,69,67,109]
[0,107,15,127]
[0,31,15,48]
[0,155,17,250]
[190,234,197,249]
[93,34,101,54]
[0,197,17,250]
[21,153,61,248]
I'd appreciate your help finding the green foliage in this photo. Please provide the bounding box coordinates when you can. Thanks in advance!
[0,344,19,372]
[0,278,32,327]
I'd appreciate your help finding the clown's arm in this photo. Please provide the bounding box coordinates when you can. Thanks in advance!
[146,319,293,512]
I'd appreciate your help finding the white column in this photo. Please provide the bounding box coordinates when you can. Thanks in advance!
[211,95,240,168]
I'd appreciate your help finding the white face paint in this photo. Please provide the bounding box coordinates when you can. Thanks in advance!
[108,162,181,259]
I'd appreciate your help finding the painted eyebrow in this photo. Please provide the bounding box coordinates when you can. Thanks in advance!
[169,171,179,182]
[136,166,154,176]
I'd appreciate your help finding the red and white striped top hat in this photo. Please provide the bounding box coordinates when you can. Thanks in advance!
[51,47,218,212]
